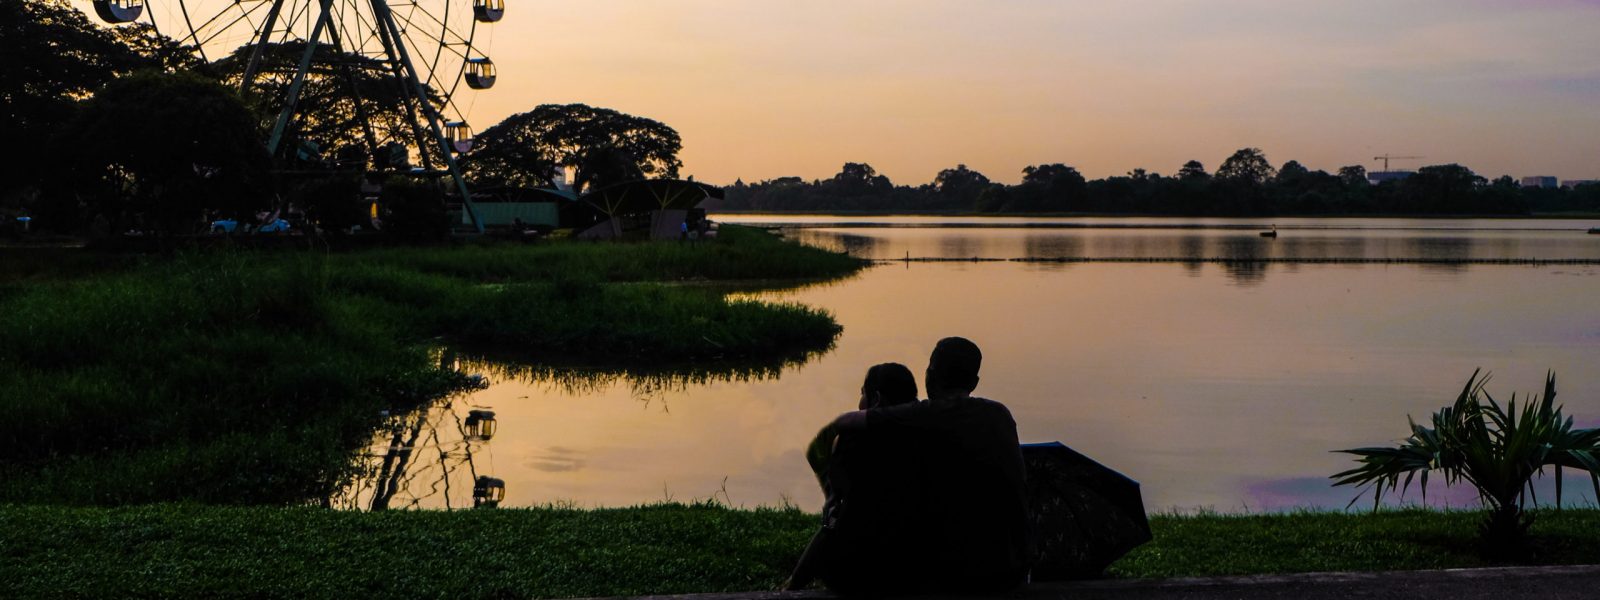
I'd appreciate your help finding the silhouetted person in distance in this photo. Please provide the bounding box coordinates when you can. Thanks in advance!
[789,338,1031,595]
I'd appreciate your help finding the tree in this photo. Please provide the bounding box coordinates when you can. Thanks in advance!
[830,162,892,195]
[932,164,993,210]
[50,71,271,234]
[1,0,192,212]
[1216,148,1276,185]
[1385,164,1488,214]
[463,104,682,193]
[1337,165,1368,187]
[1177,160,1209,181]
[1016,164,1088,212]
[1275,160,1309,183]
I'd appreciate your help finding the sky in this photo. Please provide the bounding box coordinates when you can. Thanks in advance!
[100,0,1600,185]
[472,0,1600,185]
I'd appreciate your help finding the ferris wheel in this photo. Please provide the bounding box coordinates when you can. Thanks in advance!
[84,0,504,231]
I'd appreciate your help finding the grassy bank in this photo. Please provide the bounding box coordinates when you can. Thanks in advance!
[3,504,1598,598]
[0,227,862,505]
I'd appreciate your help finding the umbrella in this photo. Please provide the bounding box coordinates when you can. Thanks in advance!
[1021,441,1152,581]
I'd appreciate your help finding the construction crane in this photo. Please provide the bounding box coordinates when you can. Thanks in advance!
[1373,155,1424,171]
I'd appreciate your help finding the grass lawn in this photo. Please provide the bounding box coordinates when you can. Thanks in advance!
[3,504,1598,598]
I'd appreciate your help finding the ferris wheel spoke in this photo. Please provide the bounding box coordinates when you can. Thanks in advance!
[193,4,271,51]
[340,0,385,58]
[389,4,446,69]
[398,25,449,109]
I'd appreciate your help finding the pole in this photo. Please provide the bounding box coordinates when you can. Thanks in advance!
[265,0,335,156]
[238,0,289,96]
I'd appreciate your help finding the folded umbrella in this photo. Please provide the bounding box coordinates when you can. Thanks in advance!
[1021,441,1153,580]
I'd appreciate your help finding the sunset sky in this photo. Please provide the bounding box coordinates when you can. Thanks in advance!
[103,0,1600,185]
[485,0,1600,185]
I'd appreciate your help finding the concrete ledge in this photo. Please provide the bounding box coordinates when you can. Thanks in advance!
[573,564,1600,600]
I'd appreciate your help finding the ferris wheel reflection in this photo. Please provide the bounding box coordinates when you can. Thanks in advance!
[333,394,502,511]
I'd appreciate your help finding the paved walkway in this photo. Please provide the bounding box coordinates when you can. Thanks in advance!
[576,565,1600,600]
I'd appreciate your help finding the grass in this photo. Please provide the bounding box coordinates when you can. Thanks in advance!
[0,227,863,505]
[1113,508,1600,578]
[3,504,1598,599]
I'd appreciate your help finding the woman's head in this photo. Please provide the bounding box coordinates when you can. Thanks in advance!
[860,363,919,410]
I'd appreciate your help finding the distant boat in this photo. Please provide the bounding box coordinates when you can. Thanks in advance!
[1260,226,1278,238]
[1589,228,1600,235]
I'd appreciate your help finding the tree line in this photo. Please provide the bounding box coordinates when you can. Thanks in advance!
[715,150,1600,216]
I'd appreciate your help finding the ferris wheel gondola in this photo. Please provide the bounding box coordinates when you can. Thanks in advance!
[445,121,474,153]
[92,0,143,23]
[83,0,504,233]
[464,57,496,90]
[473,0,503,23]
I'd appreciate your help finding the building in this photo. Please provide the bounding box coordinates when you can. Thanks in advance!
[1561,179,1598,188]
[1521,176,1558,189]
[1368,171,1413,184]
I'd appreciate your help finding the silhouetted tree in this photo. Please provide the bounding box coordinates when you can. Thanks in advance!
[1383,164,1488,214]
[1216,148,1276,185]
[50,71,271,234]
[932,164,993,210]
[1,0,192,225]
[829,162,893,196]
[1337,165,1368,187]
[1014,164,1087,212]
[1177,160,1210,181]
[463,104,681,193]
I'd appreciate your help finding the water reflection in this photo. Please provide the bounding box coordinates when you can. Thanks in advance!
[467,353,808,407]
[759,218,1600,286]
[334,392,500,511]
[408,259,1600,514]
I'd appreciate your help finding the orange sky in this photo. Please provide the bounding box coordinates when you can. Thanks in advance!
[84,0,1600,185]
[478,0,1600,185]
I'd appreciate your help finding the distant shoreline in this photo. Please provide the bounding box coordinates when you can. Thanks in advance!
[710,209,1600,220]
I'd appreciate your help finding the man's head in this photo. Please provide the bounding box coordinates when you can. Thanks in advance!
[925,337,982,399]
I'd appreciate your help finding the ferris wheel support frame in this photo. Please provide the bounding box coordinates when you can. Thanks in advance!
[265,0,332,157]
[370,0,484,233]
[237,0,289,95]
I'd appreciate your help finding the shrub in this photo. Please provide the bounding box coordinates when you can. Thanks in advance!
[1332,370,1600,556]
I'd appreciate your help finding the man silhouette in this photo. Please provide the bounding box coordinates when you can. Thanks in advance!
[804,337,1030,594]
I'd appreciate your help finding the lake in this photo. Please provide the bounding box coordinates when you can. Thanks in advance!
[337,216,1600,513]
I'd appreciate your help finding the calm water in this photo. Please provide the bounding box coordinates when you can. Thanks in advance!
[339,216,1600,512]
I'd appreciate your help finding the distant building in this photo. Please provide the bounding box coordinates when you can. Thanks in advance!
[1521,176,1558,189]
[1561,179,1599,188]
[1368,171,1413,184]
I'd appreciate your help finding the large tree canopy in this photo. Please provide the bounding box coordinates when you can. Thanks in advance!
[463,103,682,193]
[1,0,191,196]
[51,71,271,233]
[1216,147,1277,185]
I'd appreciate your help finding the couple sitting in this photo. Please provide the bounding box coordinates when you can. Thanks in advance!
[787,337,1030,595]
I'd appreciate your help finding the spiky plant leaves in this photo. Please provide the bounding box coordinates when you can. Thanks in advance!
[1331,370,1600,557]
